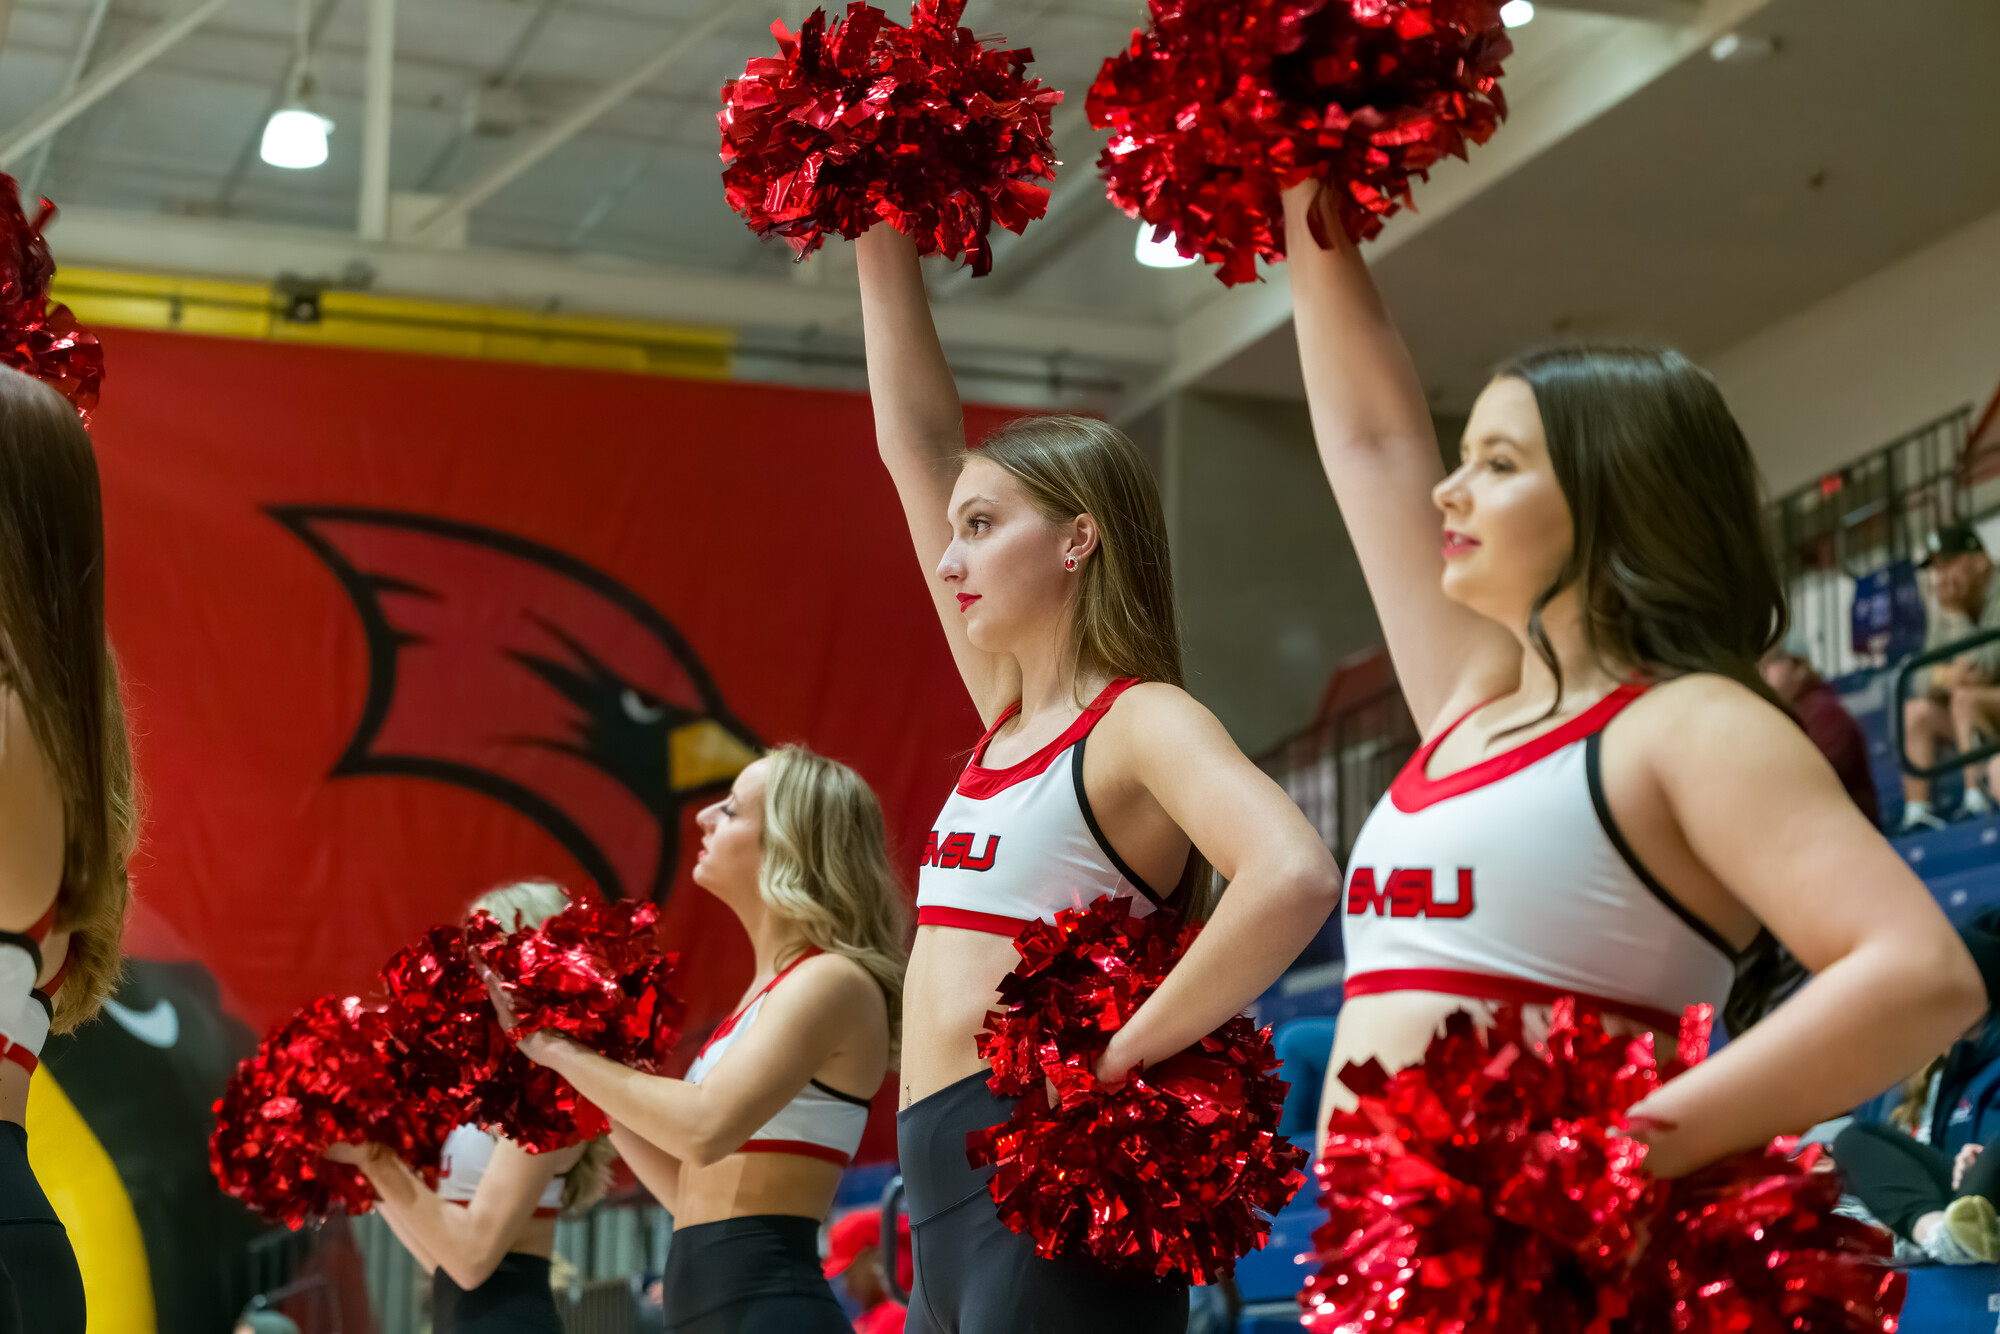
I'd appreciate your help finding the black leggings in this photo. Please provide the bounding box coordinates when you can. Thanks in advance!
[1832,1120,2000,1238]
[659,1215,849,1333]
[433,1253,562,1333]
[898,1071,1188,1334]
[0,1122,82,1334]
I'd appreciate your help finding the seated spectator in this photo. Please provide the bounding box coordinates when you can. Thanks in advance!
[1760,643,1881,825]
[1275,1016,1341,1143]
[1902,525,2000,830]
[824,1207,912,1334]
[1832,912,2000,1263]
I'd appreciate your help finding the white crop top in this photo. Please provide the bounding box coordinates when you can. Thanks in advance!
[683,949,872,1166]
[1342,683,1739,1032]
[0,900,66,1076]
[438,1124,565,1218]
[916,678,1174,935]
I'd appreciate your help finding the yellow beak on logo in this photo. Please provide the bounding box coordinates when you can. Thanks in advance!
[668,719,759,794]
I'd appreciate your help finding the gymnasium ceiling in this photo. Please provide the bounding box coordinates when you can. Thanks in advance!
[2,0,1996,414]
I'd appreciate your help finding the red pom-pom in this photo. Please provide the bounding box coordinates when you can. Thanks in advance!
[1300,1000,1903,1334]
[1627,1142,1904,1334]
[379,922,606,1154]
[209,996,452,1230]
[0,173,102,415]
[968,896,1308,1283]
[1088,0,1511,285]
[466,894,686,1074]
[718,0,1061,276]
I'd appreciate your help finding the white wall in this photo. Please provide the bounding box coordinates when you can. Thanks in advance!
[1709,205,2000,495]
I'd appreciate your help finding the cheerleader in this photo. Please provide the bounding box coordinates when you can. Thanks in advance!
[325,882,614,1334]
[1279,178,1984,1178]
[497,746,905,1334]
[853,222,1343,1334]
[0,365,138,1334]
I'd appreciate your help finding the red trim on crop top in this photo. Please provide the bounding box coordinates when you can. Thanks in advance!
[952,678,1141,800]
[735,1139,852,1167]
[1342,967,1683,1033]
[1388,682,1647,815]
[696,947,822,1059]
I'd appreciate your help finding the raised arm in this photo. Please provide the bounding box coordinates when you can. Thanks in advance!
[1625,678,1985,1176]
[855,225,1019,723]
[1094,685,1344,1079]
[333,1138,580,1290]
[1283,183,1516,731]
[518,955,884,1169]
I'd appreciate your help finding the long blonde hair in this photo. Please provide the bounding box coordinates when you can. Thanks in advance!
[970,416,1212,918]
[468,879,619,1213]
[755,746,908,1060]
[974,415,1184,692]
[0,368,138,1033]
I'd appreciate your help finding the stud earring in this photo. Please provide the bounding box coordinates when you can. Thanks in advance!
[1064,556,1078,571]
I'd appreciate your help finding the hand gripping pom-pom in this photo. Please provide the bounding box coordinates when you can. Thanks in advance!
[379,922,607,1154]
[208,996,454,1229]
[967,896,1308,1284]
[1088,0,1511,285]
[0,173,103,415]
[466,893,687,1075]
[718,0,1061,276]
[1300,1000,1904,1334]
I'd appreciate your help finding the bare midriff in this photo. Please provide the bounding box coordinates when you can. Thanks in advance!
[1326,991,1670,1115]
[901,923,1024,1107]
[673,1152,845,1229]
[502,1215,559,1260]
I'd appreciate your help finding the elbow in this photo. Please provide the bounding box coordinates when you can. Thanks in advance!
[1289,848,1345,912]
[441,1248,505,1293]
[681,1122,741,1170]
[1939,943,1990,1046]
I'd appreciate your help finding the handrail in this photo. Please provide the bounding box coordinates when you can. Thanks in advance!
[1890,624,2000,778]
[879,1174,908,1305]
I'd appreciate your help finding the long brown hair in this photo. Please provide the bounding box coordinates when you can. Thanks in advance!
[970,416,1212,918]
[0,367,136,1032]
[1493,343,1787,712]
[1494,344,1788,1027]
[757,745,909,1061]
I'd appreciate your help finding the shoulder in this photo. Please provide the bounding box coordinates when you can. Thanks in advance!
[1098,681,1215,735]
[777,951,884,1016]
[1615,673,1811,768]
[1093,682,1240,760]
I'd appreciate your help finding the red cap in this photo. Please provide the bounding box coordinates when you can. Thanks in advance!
[824,1208,913,1289]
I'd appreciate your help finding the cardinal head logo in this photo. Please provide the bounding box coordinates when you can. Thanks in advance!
[271,505,760,904]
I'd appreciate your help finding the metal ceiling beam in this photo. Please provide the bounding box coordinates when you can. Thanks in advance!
[1538,0,1700,20]
[410,0,738,243]
[43,205,1171,365]
[1111,0,1773,422]
[0,0,235,169]
[358,0,396,241]
[18,0,114,199]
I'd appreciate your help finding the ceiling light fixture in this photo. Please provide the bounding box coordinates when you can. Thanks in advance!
[1499,1,1534,27]
[1135,223,1197,269]
[261,0,332,169]
[261,108,333,169]
[1709,31,1777,63]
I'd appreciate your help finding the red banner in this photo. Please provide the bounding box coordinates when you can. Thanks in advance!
[91,328,1004,1160]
